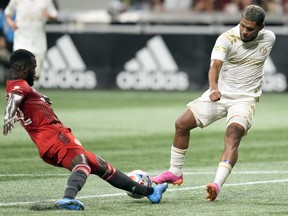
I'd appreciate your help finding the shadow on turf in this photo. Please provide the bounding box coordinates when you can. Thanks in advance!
[30,201,58,211]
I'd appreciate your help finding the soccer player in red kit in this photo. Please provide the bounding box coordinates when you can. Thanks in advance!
[3,49,168,210]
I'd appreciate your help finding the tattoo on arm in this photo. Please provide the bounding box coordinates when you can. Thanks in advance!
[3,93,24,135]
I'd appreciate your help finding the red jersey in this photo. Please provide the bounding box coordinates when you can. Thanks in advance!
[6,79,63,157]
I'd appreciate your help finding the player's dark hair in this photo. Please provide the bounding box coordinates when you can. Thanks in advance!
[10,49,35,69]
[241,5,265,26]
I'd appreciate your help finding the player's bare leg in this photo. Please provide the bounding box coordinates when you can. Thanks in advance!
[206,123,245,201]
[152,109,197,185]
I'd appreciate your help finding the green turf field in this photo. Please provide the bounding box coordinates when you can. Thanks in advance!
[0,89,288,215]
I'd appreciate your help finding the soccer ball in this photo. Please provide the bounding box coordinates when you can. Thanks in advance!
[126,170,152,199]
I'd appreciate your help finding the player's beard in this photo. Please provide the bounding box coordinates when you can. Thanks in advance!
[241,33,258,42]
[26,71,35,86]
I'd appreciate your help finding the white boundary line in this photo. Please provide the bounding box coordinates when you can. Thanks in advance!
[0,178,288,207]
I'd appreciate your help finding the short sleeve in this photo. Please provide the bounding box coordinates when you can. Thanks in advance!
[4,0,16,17]
[8,80,32,97]
[46,0,58,18]
[210,34,231,61]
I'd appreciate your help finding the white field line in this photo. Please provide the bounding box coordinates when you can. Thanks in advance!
[167,178,288,191]
[0,177,288,207]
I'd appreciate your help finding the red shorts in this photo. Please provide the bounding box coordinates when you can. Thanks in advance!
[41,127,98,171]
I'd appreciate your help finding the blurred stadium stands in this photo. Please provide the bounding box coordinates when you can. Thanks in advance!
[49,0,288,35]
[1,0,288,34]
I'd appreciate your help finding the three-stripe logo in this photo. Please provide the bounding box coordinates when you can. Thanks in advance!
[40,35,97,89]
[116,36,189,90]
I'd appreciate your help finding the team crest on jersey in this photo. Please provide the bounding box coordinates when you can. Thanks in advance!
[260,47,268,56]
[74,138,82,146]
[13,86,20,90]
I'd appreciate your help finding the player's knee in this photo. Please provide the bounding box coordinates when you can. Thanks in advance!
[227,115,249,135]
[175,116,196,133]
[175,108,198,134]
[70,154,88,167]
[72,163,91,176]
[226,117,248,141]
[69,154,91,176]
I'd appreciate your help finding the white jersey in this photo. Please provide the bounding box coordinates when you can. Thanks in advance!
[211,24,276,98]
[5,0,58,55]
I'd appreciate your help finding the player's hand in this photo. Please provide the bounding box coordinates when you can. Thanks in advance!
[209,90,221,102]
[13,116,19,123]
[3,117,15,136]
[9,22,17,31]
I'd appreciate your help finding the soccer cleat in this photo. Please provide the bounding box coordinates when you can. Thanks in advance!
[151,171,183,186]
[147,183,168,204]
[55,198,85,210]
[206,183,220,202]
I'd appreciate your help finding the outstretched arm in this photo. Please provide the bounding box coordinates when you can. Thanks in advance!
[3,93,24,135]
[208,59,223,102]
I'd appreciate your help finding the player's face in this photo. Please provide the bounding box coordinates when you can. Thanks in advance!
[25,58,37,86]
[239,18,264,42]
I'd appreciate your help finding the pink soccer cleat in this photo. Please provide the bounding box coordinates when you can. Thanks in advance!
[151,171,183,186]
[206,183,220,201]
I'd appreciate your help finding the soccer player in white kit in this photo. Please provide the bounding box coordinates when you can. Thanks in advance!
[152,5,276,201]
[4,0,57,82]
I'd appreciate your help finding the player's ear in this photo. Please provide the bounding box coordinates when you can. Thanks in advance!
[21,65,28,73]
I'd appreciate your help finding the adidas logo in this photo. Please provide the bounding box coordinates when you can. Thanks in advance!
[39,35,285,92]
[263,56,287,92]
[40,35,97,89]
[116,36,189,90]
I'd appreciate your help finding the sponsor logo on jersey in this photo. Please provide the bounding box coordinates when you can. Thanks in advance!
[40,35,97,89]
[116,36,189,90]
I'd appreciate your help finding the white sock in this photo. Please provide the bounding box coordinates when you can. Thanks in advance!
[168,146,187,176]
[213,161,232,190]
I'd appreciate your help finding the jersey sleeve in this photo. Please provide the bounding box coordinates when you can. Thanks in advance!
[265,30,276,50]
[46,0,58,18]
[8,80,32,97]
[210,33,231,61]
[4,0,16,17]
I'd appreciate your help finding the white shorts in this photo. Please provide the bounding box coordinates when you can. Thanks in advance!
[187,90,257,135]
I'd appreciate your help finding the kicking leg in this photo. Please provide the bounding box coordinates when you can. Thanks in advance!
[85,151,168,203]
[152,108,197,185]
